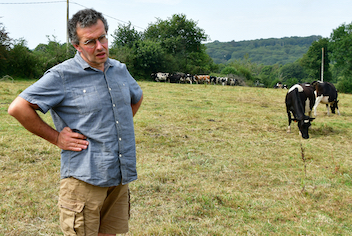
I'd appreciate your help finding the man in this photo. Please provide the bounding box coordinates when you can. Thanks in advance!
[8,9,143,236]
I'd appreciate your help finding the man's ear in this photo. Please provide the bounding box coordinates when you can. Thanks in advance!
[73,44,81,52]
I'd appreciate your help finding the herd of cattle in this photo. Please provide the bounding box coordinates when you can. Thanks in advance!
[285,81,340,139]
[152,72,339,140]
[151,72,239,86]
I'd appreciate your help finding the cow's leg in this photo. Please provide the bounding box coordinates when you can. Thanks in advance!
[326,104,330,116]
[287,112,292,133]
[313,95,323,116]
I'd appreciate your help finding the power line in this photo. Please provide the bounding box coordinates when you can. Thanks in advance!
[0,1,66,4]
[0,1,145,30]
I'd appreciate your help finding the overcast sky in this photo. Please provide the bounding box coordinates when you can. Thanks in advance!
[1,0,352,49]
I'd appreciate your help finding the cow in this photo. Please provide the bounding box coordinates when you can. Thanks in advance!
[210,76,217,85]
[218,77,228,86]
[184,74,194,84]
[274,82,288,89]
[285,83,315,139]
[194,75,210,84]
[311,81,340,116]
[274,82,283,89]
[151,72,169,82]
[168,73,184,83]
[228,78,238,86]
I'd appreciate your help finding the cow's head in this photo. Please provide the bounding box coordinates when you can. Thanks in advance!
[330,100,339,114]
[294,117,315,139]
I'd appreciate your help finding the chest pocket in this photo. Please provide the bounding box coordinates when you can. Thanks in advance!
[118,82,131,106]
[72,86,102,114]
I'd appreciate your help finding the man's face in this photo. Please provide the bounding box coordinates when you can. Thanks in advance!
[73,19,109,71]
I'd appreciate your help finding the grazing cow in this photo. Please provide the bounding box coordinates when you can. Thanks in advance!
[182,74,193,84]
[311,81,340,116]
[168,73,184,83]
[285,83,315,139]
[210,76,217,85]
[228,78,238,86]
[151,72,169,82]
[218,77,228,86]
[274,82,283,89]
[194,75,210,84]
[274,82,288,89]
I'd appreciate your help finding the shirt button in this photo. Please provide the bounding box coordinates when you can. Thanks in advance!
[109,87,112,91]
[116,121,119,124]
[83,89,86,93]
[113,104,116,107]
[119,154,122,157]
[119,138,122,141]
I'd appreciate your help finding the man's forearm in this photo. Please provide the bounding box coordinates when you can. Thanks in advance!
[8,97,59,146]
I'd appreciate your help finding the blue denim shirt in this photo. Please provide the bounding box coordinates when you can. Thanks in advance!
[19,52,143,187]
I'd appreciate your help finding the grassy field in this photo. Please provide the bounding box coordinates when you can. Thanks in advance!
[1,80,352,235]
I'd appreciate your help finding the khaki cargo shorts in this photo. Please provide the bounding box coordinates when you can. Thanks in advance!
[58,177,130,236]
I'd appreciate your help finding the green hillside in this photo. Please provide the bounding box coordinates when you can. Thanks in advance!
[205,35,321,65]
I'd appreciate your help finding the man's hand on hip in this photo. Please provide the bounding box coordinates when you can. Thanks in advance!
[57,127,89,151]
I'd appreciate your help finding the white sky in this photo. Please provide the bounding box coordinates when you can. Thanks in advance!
[1,0,352,49]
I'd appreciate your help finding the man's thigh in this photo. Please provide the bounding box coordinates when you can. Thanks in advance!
[58,177,129,236]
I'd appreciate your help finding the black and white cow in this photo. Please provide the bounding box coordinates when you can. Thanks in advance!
[151,72,169,82]
[218,77,228,86]
[285,83,316,139]
[311,81,340,116]
[168,73,185,83]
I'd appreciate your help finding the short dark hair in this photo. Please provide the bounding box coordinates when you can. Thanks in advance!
[68,9,109,45]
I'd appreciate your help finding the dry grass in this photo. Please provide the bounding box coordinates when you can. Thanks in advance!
[1,80,352,235]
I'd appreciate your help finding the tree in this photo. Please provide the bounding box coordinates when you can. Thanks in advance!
[330,23,352,77]
[110,22,141,49]
[0,22,12,76]
[33,35,75,74]
[280,62,307,84]
[144,14,211,73]
[128,40,169,79]
[145,14,207,54]
[6,39,38,78]
[300,37,331,82]
[110,23,169,80]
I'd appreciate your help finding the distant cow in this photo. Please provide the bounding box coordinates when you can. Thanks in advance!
[228,78,238,86]
[185,74,194,84]
[274,82,287,89]
[194,75,210,84]
[151,72,169,82]
[311,81,340,116]
[285,83,315,139]
[218,77,228,86]
[210,76,217,85]
[168,73,185,83]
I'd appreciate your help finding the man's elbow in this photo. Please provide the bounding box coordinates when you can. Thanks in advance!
[8,100,19,117]
[8,97,37,118]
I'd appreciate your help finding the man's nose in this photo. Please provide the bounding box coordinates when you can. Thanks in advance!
[95,39,104,49]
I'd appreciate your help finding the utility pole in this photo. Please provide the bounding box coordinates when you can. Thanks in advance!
[66,0,69,53]
[321,47,324,82]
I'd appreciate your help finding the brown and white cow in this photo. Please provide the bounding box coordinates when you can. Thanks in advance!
[194,75,210,84]
[311,81,340,116]
[285,83,315,139]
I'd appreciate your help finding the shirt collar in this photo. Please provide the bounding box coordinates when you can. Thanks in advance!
[74,52,113,71]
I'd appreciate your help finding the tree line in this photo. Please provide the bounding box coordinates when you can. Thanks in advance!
[1,15,352,93]
[206,36,321,65]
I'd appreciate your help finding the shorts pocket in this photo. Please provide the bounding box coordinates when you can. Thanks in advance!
[59,198,85,236]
